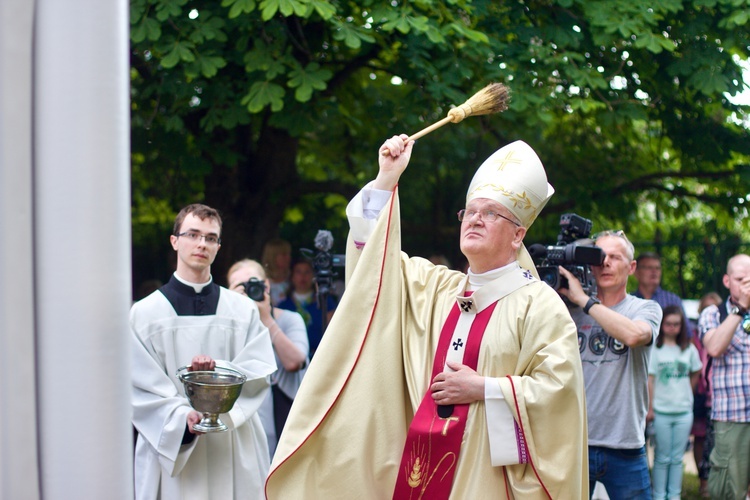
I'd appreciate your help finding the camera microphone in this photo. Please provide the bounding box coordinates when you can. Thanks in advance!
[314,230,334,252]
[527,243,547,260]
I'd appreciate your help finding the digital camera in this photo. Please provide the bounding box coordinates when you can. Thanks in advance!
[242,277,266,302]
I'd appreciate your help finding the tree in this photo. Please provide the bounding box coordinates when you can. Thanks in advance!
[130,0,750,294]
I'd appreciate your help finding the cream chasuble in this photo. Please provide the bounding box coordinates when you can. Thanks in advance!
[266,188,588,499]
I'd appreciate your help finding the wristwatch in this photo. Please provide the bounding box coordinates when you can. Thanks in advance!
[583,297,600,315]
[730,304,749,317]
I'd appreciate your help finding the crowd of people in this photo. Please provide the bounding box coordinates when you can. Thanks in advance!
[130,135,750,500]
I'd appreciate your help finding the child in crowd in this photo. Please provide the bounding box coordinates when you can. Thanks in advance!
[647,305,702,500]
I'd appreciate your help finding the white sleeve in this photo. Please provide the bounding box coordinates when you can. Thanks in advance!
[346,181,393,244]
[484,377,524,466]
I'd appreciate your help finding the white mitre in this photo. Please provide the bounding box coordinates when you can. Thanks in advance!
[466,140,554,276]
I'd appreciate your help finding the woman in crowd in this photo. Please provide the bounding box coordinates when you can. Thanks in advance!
[227,259,308,457]
[647,304,702,500]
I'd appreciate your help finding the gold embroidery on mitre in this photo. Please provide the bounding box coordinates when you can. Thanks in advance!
[493,149,524,171]
[467,183,537,215]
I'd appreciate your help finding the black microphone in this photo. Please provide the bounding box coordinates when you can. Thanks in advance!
[527,243,548,260]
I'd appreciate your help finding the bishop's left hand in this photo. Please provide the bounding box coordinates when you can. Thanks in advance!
[430,361,484,405]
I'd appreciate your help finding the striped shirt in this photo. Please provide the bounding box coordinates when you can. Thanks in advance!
[698,301,750,422]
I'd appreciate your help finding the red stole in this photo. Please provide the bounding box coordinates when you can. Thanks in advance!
[392,298,497,500]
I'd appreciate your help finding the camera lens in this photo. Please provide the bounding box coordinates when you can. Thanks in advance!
[541,271,556,287]
[536,266,559,289]
[243,278,266,302]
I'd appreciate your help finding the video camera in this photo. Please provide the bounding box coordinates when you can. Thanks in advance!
[528,213,604,296]
[300,230,345,298]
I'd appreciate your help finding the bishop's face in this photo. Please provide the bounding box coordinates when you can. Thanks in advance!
[459,198,526,274]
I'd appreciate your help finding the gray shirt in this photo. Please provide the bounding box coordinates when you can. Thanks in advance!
[570,294,662,449]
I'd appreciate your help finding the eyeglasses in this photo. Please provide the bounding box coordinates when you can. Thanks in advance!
[457,209,521,227]
[662,321,682,328]
[593,229,628,240]
[176,231,221,245]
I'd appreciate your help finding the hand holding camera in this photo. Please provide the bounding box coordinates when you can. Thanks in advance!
[241,277,274,322]
[528,213,604,298]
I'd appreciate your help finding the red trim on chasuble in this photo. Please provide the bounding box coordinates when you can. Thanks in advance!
[392,299,497,500]
[265,187,398,497]
[507,376,552,499]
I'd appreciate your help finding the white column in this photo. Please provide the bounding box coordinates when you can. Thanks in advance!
[34,0,133,497]
[0,1,40,499]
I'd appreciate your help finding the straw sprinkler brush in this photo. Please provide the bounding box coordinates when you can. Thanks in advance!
[381,82,511,156]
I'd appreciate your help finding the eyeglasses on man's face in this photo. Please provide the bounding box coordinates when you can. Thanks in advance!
[457,209,521,227]
[176,231,221,245]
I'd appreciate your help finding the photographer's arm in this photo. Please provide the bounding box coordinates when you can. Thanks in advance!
[703,275,750,357]
[586,303,653,347]
[266,315,307,371]
[702,315,743,357]
[557,266,653,348]
[229,282,307,371]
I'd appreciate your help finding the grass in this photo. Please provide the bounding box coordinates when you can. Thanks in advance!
[682,472,704,499]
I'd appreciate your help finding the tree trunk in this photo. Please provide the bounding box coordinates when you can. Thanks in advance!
[205,126,300,284]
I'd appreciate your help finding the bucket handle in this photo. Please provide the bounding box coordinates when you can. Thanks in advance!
[175,364,246,381]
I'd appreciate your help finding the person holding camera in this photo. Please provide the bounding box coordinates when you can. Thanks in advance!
[277,258,337,358]
[558,230,662,498]
[130,204,277,500]
[697,253,750,499]
[266,136,588,498]
[226,258,308,458]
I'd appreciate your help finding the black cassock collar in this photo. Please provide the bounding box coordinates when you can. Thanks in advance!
[159,275,220,316]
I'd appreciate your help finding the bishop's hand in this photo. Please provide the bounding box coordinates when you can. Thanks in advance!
[374,134,414,191]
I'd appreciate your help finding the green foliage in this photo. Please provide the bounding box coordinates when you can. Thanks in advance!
[130,0,750,289]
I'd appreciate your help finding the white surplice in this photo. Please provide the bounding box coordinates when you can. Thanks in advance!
[131,284,276,500]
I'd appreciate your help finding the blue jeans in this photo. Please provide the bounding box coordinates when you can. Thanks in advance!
[589,445,652,499]
[652,411,693,499]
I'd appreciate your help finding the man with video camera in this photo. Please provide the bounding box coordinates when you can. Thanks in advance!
[558,229,662,498]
